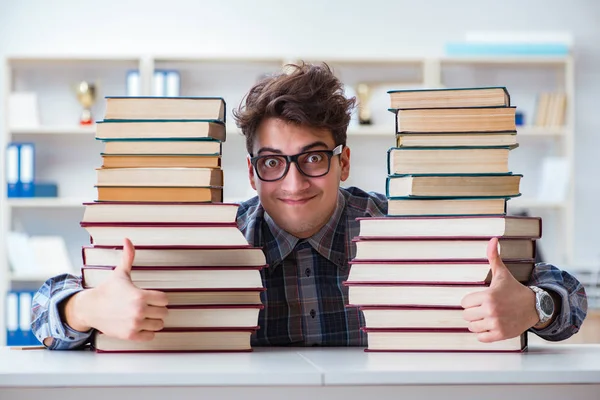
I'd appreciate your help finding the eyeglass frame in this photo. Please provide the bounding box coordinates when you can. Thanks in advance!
[249,144,344,182]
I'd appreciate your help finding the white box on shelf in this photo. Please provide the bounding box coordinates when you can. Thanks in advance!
[8,92,40,129]
[537,157,569,203]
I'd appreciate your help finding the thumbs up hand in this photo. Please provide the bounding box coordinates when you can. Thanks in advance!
[72,238,169,341]
[460,238,540,343]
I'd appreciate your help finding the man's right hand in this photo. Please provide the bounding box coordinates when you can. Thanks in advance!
[64,238,169,341]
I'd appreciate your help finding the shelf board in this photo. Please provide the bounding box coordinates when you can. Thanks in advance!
[508,198,566,209]
[10,126,96,135]
[7,198,88,208]
[517,126,567,137]
[9,274,51,282]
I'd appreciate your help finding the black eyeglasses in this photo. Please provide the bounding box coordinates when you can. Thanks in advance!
[250,144,343,182]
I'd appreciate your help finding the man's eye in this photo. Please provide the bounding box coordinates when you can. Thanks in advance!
[306,153,324,163]
[263,158,281,168]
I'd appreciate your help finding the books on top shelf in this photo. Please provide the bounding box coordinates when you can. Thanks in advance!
[344,86,538,353]
[82,95,266,353]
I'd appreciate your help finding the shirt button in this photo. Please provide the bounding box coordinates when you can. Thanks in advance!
[305,268,311,277]
[310,309,316,318]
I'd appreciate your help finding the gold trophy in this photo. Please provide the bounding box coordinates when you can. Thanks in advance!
[75,81,96,126]
[356,83,372,125]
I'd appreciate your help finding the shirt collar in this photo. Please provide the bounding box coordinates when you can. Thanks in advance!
[264,190,347,268]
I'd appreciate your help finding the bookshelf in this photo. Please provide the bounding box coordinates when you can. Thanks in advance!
[0,54,583,346]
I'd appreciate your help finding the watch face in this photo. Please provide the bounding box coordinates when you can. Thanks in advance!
[540,294,554,316]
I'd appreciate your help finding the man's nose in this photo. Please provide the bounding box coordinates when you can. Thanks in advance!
[280,162,310,192]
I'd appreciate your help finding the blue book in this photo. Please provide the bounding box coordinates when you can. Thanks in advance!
[18,143,35,197]
[6,143,20,197]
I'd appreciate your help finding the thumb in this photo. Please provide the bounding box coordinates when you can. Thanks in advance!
[114,238,135,277]
[488,237,509,283]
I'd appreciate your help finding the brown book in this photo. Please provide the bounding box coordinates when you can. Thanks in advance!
[363,328,526,352]
[103,140,221,155]
[162,305,263,329]
[96,167,223,187]
[96,186,223,202]
[388,87,510,109]
[101,154,221,169]
[347,259,535,284]
[82,245,266,267]
[94,329,254,353]
[352,238,536,261]
[396,107,516,133]
[82,202,239,224]
[96,120,226,141]
[387,198,506,216]
[387,146,515,175]
[386,174,522,198]
[395,132,518,148]
[80,222,248,247]
[346,282,488,307]
[104,97,225,122]
[162,289,264,306]
[82,266,264,290]
[357,216,541,239]
[360,306,468,329]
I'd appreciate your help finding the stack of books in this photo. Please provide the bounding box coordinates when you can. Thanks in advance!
[345,87,541,352]
[80,97,266,352]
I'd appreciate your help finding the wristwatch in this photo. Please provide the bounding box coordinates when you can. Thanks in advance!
[529,286,555,328]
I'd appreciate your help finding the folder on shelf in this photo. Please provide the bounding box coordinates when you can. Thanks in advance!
[6,143,20,197]
[19,143,35,197]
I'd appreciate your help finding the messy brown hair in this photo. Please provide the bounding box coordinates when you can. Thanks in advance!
[233,62,356,155]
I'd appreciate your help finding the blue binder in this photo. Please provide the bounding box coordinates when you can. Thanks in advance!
[6,143,20,197]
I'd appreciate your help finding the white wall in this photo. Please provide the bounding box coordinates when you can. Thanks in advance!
[1,0,599,266]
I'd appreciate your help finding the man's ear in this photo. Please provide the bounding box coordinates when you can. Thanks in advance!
[340,145,350,182]
[247,155,257,190]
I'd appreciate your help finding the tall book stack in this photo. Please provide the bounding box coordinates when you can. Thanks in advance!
[80,97,266,353]
[345,87,541,352]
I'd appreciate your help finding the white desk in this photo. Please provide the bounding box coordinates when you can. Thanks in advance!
[1,345,599,400]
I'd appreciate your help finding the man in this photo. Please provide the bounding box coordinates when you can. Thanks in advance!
[32,63,587,349]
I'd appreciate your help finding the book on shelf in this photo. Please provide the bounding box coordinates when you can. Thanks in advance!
[81,222,248,247]
[347,259,535,284]
[387,146,516,175]
[93,329,255,353]
[387,197,507,216]
[103,140,221,155]
[356,215,541,239]
[104,97,225,122]
[82,245,267,267]
[95,120,226,141]
[101,154,221,169]
[362,328,526,352]
[394,106,516,133]
[352,238,536,260]
[81,202,239,224]
[96,167,223,187]
[388,87,510,109]
[395,131,517,148]
[534,92,567,127]
[386,174,522,198]
[82,266,265,289]
[95,186,223,202]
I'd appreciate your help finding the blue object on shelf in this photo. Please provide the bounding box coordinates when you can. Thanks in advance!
[33,182,58,197]
[6,143,20,197]
[445,43,570,56]
[19,143,35,197]
[515,111,525,126]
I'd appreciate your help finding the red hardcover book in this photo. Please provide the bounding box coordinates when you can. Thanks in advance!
[361,327,527,353]
[356,215,541,239]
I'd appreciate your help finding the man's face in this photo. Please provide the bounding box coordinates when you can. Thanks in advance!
[247,118,350,239]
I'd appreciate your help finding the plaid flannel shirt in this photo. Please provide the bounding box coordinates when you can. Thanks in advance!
[32,187,588,349]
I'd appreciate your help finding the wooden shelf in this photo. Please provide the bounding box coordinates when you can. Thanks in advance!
[10,126,96,135]
[7,198,88,208]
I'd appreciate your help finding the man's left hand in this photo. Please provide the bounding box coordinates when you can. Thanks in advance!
[461,237,540,343]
